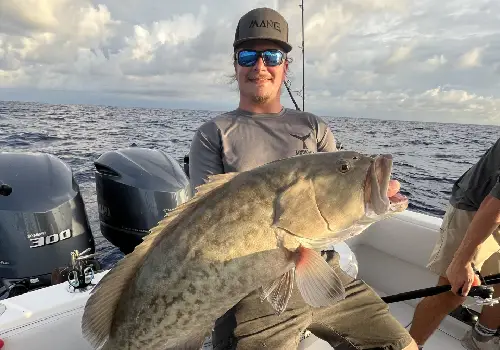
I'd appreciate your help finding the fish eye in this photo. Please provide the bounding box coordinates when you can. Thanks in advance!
[352,156,359,160]
[337,160,351,173]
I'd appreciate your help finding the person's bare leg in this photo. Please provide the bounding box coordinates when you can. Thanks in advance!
[409,276,466,346]
[468,251,500,343]
[472,283,500,340]
[478,283,500,327]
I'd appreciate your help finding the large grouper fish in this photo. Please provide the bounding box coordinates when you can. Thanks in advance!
[81,151,409,350]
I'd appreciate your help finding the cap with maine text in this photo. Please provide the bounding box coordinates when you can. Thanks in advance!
[233,7,292,53]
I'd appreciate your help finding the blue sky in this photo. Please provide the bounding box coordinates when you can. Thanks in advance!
[1,0,500,125]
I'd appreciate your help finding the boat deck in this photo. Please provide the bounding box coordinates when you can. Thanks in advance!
[0,211,475,350]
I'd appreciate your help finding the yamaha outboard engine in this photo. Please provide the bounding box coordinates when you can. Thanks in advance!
[95,147,192,255]
[0,152,96,299]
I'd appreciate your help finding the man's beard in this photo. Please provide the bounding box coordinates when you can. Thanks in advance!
[251,94,271,104]
[247,73,273,104]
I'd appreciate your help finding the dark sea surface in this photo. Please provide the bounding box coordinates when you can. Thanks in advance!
[1,100,499,269]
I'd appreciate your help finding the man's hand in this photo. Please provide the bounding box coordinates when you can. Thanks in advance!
[445,194,500,296]
[445,259,480,296]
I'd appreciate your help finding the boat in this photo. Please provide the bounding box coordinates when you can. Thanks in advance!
[0,146,496,350]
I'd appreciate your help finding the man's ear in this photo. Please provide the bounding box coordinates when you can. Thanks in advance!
[283,60,289,82]
[233,51,237,75]
[233,53,238,81]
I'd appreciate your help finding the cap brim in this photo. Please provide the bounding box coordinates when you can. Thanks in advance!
[233,37,292,53]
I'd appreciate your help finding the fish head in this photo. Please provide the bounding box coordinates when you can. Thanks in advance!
[268,151,409,312]
[273,151,408,245]
[310,151,408,234]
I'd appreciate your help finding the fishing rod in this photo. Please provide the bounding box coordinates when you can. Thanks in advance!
[284,82,300,111]
[300,0,305,111]
[284,0,305,112]
[381,272,500,304]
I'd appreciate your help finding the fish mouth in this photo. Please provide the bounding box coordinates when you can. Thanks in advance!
[365,154,408,216]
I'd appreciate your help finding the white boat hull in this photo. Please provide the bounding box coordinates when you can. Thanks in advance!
[0,210,478,349]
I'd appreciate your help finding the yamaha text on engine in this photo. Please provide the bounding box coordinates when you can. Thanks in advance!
[0,152,96,299]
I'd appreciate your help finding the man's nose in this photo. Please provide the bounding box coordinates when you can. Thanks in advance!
[252,57,266,71]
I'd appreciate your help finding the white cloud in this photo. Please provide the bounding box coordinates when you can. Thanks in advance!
[309,86,500,125]
[458,47,483,68]
[423,55,447,71]
[1,0,500,125]
[386,45,413,65]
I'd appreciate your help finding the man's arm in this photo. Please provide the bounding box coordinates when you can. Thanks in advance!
[188,122,224,193]
[446,176,500,295]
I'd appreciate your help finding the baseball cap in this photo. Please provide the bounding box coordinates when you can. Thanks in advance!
[233,7,292,53]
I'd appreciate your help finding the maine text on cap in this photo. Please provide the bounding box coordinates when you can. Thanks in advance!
[249,20,281,33]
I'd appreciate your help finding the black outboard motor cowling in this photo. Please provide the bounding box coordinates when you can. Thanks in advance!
[0,152,95,299]
[95,147,192,255]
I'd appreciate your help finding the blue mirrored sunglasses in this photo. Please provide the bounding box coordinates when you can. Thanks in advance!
[235,49,286,67]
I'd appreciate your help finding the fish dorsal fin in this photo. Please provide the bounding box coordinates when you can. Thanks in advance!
[148,172,239,237]
[194,172,239,196]
[81,171,238,349]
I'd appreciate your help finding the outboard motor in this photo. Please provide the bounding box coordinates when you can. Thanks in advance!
[95,147,192,255]
[0,152,96,299]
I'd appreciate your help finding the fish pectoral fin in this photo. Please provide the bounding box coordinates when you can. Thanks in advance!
[260,268,295,315]
[295,246,346,308]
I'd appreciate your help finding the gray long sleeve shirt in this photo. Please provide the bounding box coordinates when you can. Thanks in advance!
[450,137,500,211]
[188,107,336,191]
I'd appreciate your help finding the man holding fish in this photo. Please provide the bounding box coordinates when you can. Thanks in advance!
[80,7,418,350]
[186,7,418,350]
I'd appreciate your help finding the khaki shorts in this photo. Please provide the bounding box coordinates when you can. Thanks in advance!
[427,203,500,277]
[212,251,413,350]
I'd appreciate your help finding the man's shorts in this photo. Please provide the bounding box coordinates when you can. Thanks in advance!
[427,203,500,277]
[211,251,413,350]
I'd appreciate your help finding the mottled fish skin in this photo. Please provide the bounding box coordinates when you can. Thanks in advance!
[102,174,297,350]
[81,151,408,350]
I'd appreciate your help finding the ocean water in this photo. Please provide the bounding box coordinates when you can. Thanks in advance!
[1,100,499,268]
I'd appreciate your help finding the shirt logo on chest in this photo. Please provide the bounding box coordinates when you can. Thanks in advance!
[289,132,313,155]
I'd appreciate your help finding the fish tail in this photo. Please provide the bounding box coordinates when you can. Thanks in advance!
[81,171,240,349]
[81,237,155,349]
[81,201,193,348]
